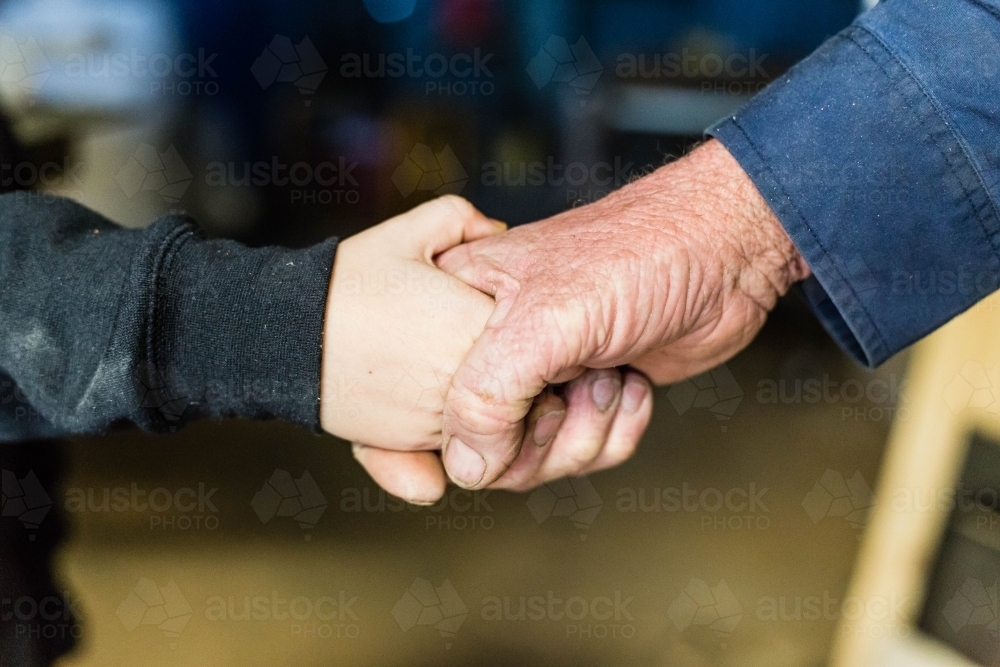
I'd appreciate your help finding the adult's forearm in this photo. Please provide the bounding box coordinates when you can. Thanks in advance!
[709,0,1000,366]
[618,139,811,316]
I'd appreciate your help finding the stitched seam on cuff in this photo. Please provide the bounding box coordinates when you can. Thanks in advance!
[146,221,197,424]
[724,115,890,359]
[849,24,1000,260]
[966,0,1000,25]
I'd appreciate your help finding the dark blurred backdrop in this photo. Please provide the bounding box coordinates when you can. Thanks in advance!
[0,2,903,667]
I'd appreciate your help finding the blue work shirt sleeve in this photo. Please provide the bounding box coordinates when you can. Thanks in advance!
[708,0,1000,366]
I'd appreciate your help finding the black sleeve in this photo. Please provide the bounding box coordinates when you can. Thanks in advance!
[0,194,337,441]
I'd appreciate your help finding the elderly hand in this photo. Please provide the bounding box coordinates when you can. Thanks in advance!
[435,140,811,490]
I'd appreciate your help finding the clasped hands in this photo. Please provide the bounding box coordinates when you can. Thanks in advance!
[320,141,811,503]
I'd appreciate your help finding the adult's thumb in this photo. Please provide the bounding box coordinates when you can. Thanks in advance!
[441,310,549,489]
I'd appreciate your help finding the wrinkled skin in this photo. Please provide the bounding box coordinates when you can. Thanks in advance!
[323,196,653,503]
[435,140,811,490]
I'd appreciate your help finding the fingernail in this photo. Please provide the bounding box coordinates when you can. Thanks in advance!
[492,220,508,232]
[444,437,487,488]
[592,376,621,413]
[533,410,565,447]
[400,479,442,507]
[351,443,366,460]
[622,379,648,415]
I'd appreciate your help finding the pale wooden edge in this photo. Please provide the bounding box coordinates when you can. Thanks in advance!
[831,295,1000,667]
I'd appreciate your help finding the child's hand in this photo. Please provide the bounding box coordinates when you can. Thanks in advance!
[320,196,503,489]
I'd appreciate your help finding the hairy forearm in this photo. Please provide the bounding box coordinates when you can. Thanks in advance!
[609,140,811,314]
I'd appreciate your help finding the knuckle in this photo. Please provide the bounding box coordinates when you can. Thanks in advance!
[549,441,603,478]
[499,438,525,468]
[494,466,533,491]
[606,436,640,467]
[437,194,475,218]
[447,378,508,436]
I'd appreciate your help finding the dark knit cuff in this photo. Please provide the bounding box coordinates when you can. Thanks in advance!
[151,216,337,431]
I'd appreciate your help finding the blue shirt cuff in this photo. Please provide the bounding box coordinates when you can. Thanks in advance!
[707,5,1000,367]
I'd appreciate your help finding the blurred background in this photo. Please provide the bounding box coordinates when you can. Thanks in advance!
[0,0,913,666]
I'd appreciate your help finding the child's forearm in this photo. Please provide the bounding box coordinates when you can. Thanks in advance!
[0,194,335,440]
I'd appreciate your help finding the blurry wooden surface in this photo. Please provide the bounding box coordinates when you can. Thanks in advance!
[832,293,1000,667]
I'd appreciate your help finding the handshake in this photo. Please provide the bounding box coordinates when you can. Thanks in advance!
[320,140,811,503]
